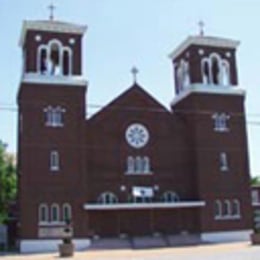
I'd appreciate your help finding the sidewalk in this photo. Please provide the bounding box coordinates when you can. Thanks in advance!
[2,242,260,260]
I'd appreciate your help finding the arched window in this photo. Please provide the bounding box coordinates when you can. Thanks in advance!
[143,156,150,173]
[97,192,118,204]
[62,203,72,222]
[37,46,48,74]
[127,156,134,173]
[51,203,60,222]
[48,40,63,75]
[63,47,72,76]
[201,58,210,84]
[220,152,229,172]
[182,60,190,88]
[161,191,180,203]
[136,156,142,173]
[232,199,240,217]
[211,55,220,84]
[214,200,222,218]
[221,60,230,86]
[201,53,230,86]
[39,203,48,223]
[223,200,231,217]
[50,150,60,171]
[176,60,190,92]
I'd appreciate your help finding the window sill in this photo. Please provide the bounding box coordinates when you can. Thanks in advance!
[50,168,60,172]
[125,171,153,175]
[214,128,229,133]
[45,123,64,128]
[214,215,241,221]
[38,221,66,226]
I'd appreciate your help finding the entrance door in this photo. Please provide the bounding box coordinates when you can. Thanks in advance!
[120,210,152,236]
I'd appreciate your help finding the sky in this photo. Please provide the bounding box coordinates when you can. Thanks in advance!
[1,0,260,176]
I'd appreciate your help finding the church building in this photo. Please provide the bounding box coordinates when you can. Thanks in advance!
[17,17,253,252]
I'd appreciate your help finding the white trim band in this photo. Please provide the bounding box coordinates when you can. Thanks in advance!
[20,20,87,47]
[21,73,87,86]
[201,230,252,243]
[171,84,245,107]
[169,36,240,60]
[20,238,91,253]
[83,201,206,210]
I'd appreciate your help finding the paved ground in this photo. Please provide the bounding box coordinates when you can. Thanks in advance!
[2,242,260,259]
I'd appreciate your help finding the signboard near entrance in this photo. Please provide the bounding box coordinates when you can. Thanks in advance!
[38,227,73,238]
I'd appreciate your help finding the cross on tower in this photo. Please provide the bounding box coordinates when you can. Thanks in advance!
[48,2,56,21]
[131,66,139,83]
[198,20,205,36]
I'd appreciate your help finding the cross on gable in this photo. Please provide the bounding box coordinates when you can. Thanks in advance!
[48,2,56,21]
[198,20,205,36]
[131,66,139,83]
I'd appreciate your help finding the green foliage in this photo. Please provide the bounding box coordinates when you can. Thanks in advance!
[0,142,17,223]
[251,176,260,186]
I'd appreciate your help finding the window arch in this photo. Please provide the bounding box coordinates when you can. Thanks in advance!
[143,156,150,173]
[39,203,48,223]
[97,192,118,204]
[36,39,73,76]
[176,59,190,92]
[50,150,60,171]
[221,60,230,86]
[37,45,48,74]
[51,203,60,222]
[201,53,230,85]
[63,47,73,76]
[232,199,240,217]
[161,191,180,203]
[220,152,229,172]
[127,156,134,173]
[214,200,222,218]
[62,203,72,222]
[136,156,142,173]
[201,58,210,84]
[223,200,231,216]
[210,54,221,84]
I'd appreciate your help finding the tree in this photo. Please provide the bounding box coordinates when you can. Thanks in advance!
[0,141,17,223]
[251,175,260,186]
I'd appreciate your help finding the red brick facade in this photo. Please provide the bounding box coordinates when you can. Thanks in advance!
[17,20,253,249]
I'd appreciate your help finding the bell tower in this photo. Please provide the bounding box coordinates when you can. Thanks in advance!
[169,35,239,94]
[17,19,89,252]
[169,34,253,241]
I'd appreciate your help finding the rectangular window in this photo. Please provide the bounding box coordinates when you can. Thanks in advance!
[44,106,65,127]
[212,113,230,132]
[50,150,59,171]
[252,190,259,204]
[220,152,229,172]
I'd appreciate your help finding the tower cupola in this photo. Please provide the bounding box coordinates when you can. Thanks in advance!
[19,20,87,82]
[169,35,240,95]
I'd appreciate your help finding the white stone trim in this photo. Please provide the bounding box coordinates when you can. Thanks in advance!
[170,84,245,107]
[19,20,87,47]
[169,36,240,60]
[20,238,91,253]
[83,201,206,210]
[201,230,252,243]
[21,73,87,86]
[252,202,260,207]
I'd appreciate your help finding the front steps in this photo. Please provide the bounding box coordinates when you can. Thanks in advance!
[90,233,203,250]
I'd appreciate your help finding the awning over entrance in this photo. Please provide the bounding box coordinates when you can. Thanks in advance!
[83,201,206,211]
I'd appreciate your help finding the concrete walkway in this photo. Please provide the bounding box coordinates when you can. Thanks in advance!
[2,242,260,259]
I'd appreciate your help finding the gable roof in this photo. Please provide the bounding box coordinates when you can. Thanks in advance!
[88,83,171,123]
